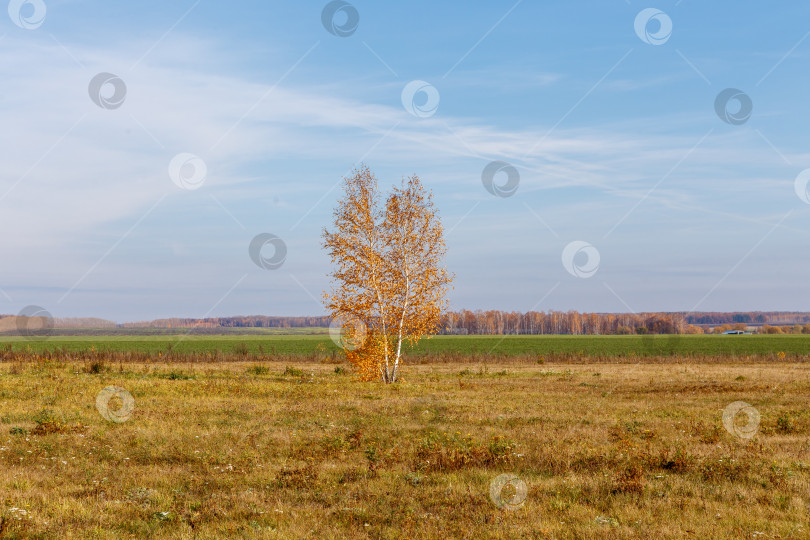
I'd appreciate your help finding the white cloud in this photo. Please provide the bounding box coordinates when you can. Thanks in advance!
[0,34,803,317]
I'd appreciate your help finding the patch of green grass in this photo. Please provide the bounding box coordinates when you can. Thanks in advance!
[1,334,807,360]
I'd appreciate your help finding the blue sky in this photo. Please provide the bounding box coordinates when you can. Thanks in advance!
[2,0,810,321]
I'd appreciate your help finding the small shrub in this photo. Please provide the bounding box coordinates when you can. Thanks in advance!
[33,408,63,434]
[86,359,106,374]
[233,342,249,356]
[245,365,269,376]
[283,366,305,377]
[334,366,347,375]
[776,413,795,434]
[9,427,28,436]
[31,409,85,435]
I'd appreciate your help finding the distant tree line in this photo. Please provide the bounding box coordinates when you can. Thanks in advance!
[2,311,809,335]
[437,310,810,335]
[120,316,331,329]
[0,315,331,330]
[684,312,810,326]
[437,310,691,335]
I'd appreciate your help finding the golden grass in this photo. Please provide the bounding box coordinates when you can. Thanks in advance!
[0,359,808,538]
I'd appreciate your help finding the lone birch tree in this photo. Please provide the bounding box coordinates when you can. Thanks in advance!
[322,165,452,383]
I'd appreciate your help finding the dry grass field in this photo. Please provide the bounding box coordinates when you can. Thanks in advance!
[0,356,808,538]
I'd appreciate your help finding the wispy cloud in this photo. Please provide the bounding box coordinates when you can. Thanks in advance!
[1,22,806,319]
